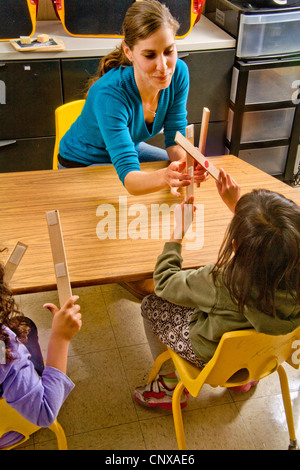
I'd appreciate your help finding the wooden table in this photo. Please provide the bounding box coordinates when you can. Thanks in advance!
[1,156,299,295]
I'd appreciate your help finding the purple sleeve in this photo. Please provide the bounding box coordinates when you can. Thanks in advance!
[0,328,74,427]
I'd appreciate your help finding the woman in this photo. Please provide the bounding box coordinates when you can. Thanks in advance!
[58,0,208,197]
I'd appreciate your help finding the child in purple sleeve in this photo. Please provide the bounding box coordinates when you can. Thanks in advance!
[0,261,82,449]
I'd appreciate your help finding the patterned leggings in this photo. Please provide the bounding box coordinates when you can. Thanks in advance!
[141,294,206,376]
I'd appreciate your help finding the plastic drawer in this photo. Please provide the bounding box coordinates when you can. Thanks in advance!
[238,146,288,175]
[237,10,300,58]
[227,108,295,143]
[230,65,300,105]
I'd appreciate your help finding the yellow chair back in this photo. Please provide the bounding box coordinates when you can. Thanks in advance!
[53,99,85,169]
[170,328,300,397]
[0,398,67,450]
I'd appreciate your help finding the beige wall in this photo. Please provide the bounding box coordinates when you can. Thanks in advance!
[37,0,58,20]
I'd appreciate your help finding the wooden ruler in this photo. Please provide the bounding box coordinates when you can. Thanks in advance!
[46,210,72,308]
[175,131,220,180]
[4,241,28,283]
[185,124,194,200]
[197,107,210,187]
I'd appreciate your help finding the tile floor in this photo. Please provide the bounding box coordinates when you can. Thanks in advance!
[13,281,300,451]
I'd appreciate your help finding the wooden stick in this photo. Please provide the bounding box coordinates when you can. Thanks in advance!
[199,107,210,154]
[185,124,194,200]
[175,131,220,180]
[4,242,28,283]
[197,107,210,187]
[46,210,72,308]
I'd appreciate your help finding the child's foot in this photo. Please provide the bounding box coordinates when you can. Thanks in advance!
[228,381,259,392]
[134,376,189,410]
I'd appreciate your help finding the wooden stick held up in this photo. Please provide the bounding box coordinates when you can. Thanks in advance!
[185,124,194,200]
[197,107,210,187]
[175,131,220,181]
[46,210,72,308]
[4,242,28,283]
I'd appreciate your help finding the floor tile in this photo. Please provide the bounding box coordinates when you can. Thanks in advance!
[139,403,255,450]
[12,284,300,450]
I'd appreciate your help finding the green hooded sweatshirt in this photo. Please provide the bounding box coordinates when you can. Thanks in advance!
[154,242,300,363]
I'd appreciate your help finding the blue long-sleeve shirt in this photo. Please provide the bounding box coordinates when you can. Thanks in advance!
[0,327,74,449]
[59,59,189,184]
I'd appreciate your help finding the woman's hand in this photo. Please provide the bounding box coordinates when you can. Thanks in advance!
[164,160,192,197]
[194,163,210,184]
[216,168,241,213]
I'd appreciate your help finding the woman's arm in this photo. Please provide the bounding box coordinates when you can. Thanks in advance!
[123,159,192,196]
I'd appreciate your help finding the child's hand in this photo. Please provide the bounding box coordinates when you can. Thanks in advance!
[171,196,196,242]
[216,168,241,213]
[44,295,82,342]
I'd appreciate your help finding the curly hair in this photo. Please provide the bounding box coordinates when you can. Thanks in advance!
[0,261,29,363]
[213,189,300,317]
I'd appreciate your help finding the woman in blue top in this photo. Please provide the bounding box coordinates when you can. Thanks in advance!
[59,1,208,197]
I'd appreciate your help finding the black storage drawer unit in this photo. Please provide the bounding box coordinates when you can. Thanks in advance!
[0,137,55,172]
[61,57,101,103]
[226,57,300,182]
[0,60,63,140]
[182,48,235,123]
[0,59,63,171]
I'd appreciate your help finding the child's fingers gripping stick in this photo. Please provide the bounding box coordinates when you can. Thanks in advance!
[44,295,82,341]
[46,210,72,308]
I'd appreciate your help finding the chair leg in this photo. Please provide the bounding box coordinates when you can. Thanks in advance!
[147,350,171,383]
[49,419,68,450]
[172,381,187,450]
[277,365,298,450]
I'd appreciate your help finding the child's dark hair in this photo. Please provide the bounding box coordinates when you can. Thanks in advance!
[0,261,29,363]
[213,189,300,316]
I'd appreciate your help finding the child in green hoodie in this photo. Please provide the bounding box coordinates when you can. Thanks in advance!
[134,169,300,409]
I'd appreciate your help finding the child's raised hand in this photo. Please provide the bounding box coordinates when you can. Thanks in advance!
[171,196,196,242]
[43,295,82,341]
[216,168,241,213]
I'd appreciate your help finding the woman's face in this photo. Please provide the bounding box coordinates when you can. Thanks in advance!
[123,26,177,93]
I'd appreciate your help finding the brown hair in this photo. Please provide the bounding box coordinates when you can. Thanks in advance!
[213,189,300,316]
[86,1,179,92]
[0,260,29,363]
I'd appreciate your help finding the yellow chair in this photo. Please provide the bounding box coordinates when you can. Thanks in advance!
[0,398,67,450]
[53,99,85,169]
[148,328,300,450]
